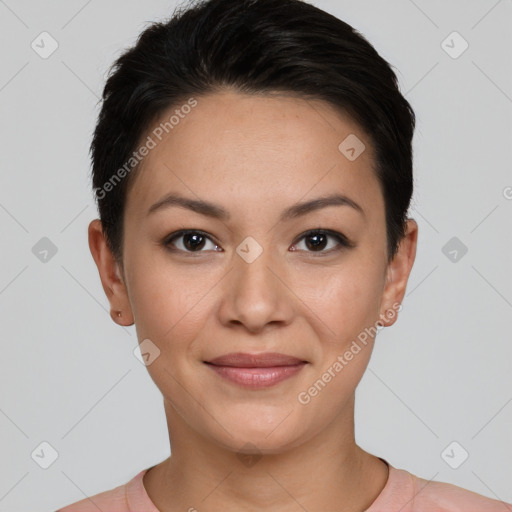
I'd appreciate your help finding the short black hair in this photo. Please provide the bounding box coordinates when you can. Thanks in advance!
[91,0,416,266]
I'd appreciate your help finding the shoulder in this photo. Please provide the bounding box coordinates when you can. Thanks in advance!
[411,474,511,512]
[56,469,147,512]
[56,484,128,511]
[368,463,510,512]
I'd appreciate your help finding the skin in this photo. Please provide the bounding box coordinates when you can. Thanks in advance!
[88,90,418,511]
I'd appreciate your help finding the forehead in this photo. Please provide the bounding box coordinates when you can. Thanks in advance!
[125,91,382,221]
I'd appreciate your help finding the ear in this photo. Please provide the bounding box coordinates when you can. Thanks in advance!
[88,219,134,326]
[378,218,418,327]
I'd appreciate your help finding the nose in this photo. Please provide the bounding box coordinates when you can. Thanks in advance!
[217,245,295,334]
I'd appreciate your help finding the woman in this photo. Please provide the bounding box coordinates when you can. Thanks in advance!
[57,0,510,509]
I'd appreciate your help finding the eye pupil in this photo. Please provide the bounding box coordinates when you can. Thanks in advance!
[184,233,206,251]
[306,233,328,251]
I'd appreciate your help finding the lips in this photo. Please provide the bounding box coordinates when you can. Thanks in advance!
[204,352,308,389]
[205,352,307,368]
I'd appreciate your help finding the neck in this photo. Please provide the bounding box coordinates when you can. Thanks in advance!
[143,394,388,512]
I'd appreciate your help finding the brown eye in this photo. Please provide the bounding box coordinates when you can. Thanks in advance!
[183,233,206,251]
[291,230,353,254]
[164,230,221,253]
[305,232,329,251]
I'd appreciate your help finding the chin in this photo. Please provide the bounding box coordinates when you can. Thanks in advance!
[209,419,309,456]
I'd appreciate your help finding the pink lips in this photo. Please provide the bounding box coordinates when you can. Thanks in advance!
[204,352,308,389]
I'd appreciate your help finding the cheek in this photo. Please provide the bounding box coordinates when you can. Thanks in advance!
[296,270,381,412]
[128,263,209,388]
[126,253,203,343]
[302,260,384,342]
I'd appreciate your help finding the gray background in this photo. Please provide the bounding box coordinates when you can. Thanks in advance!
[0,0,511,510]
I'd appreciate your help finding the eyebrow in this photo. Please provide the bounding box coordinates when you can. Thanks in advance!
[147,192,365,221]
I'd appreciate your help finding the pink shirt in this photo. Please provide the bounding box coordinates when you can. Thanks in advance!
[57,460,511,511]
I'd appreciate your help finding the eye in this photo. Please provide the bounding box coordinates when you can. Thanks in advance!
[164,230,222,253]
[290,229,354,254]
[163,229,354,255]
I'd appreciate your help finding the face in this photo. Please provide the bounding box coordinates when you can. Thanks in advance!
[89,90,417,454]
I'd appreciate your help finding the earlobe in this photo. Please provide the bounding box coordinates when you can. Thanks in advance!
[110,308,134,326]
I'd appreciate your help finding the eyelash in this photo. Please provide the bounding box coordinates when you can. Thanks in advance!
[163,229,354,256]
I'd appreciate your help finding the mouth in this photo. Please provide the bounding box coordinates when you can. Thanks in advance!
[204,352,309,389]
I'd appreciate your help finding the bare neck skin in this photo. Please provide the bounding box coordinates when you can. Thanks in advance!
[143,394,389,512]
